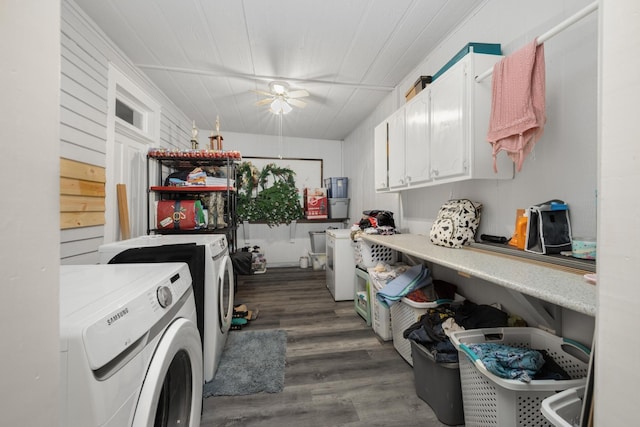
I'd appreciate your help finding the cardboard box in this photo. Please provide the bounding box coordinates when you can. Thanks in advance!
[405,75,432,101]
[304,188,328,219]
[156,200,204,230]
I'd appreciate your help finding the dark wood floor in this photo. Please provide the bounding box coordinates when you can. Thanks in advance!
[200,267,458,427]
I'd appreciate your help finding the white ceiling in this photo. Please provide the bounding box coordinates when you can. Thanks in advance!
[75,0,484,141]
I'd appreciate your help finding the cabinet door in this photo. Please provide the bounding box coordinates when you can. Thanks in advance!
[374,121,388,191]
[404,91,430,186]
[387,108,406,189]
[430,58,468,180]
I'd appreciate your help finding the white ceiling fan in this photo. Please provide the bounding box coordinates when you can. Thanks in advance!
[252,81,309,114]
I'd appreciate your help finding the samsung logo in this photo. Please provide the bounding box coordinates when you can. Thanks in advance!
[106,308,129,326]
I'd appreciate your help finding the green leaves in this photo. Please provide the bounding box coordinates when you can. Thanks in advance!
[236,162,303,227]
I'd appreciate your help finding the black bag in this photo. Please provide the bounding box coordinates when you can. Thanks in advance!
[231,251,253,275]
[524,200,572,254]
[361,210,396,228]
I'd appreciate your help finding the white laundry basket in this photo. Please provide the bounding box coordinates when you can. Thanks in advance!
[353,239,397,269]
[449,327,590,427]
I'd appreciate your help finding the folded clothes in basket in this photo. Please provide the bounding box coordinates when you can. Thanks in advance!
[468,343,545,383]
[376,264,432,308]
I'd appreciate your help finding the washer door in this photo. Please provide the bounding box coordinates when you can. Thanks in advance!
[218,255,235,334]
[132,318,203,427]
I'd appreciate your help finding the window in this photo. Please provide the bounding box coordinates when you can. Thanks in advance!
[114,84,157,139]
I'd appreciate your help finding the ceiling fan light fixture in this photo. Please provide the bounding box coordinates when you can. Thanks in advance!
[269,98,292,114]
[269,81,288,95]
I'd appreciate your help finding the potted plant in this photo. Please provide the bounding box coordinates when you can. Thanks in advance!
[236,161,304,227]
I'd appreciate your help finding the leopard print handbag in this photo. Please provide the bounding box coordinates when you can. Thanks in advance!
[429,199,480,248]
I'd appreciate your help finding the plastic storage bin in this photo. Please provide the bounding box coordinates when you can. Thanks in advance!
[328,198,349,219]
[391,294,465,366]
[411,340,464,426]
[309,231,326,253]
[309,252,326,270]
[541,385,585,427]
[353,239,397,269]
[449,327,590,427]
[324,177,348,198]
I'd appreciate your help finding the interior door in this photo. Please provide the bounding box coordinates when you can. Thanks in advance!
[113,129,148,239]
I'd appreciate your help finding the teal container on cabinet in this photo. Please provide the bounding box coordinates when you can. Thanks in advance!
[432,42,502,81]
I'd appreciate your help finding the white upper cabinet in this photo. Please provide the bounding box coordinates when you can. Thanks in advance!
[404,89,431,186]
[430,58,467,181]
[387,107,406,189]
[374,121,388,191]
[374,51,513,193]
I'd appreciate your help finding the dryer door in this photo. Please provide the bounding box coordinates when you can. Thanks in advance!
[132,318,203,427]
[218,255,235,334]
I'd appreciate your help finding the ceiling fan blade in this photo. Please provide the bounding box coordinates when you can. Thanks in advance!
[255,98,273,106]
[287,89,309,99]
[287,98,307,108]
[250,89,274,97]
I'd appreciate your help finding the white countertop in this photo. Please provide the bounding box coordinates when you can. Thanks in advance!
[361,233,596,316]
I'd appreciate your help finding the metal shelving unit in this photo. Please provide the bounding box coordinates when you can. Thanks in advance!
[146,150,240,252]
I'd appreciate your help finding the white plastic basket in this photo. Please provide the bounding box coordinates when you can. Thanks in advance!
[367,268,393,341]
[449,327,590,427]
[353,239,397,269]
[391,294,465,366]
[541,385,585,427]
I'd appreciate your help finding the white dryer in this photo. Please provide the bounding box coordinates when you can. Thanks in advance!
[59,263,203,427]
[98,234,235,383]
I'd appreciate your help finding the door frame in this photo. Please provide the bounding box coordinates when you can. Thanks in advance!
[105,63,160,243]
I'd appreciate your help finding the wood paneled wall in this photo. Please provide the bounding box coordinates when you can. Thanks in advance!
[60,158,105,229]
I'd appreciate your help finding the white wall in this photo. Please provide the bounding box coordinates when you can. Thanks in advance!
[200,131,346,266]
[60,0,193,264]
[347,0,598,240]
[596,1,640,424]
[0,0,60,423]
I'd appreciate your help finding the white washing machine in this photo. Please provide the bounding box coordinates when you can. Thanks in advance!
[326,228,356,301]
[98,234,235,383]
[59,263,203,427]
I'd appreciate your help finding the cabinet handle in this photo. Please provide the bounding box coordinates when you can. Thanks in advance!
[432,169,439,177]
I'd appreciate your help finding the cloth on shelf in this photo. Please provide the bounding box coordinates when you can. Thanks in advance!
[467,343,545,383]
[376,264,432,308]
[487,38,546,173]
[206,176,235,187]
[404,306,462,363]
[454,300,509,329]
[433,279,458,301]
[441,317,465,338]
[187,167,207,185]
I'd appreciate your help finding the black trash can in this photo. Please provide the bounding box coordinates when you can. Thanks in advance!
[410,340,464,426]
